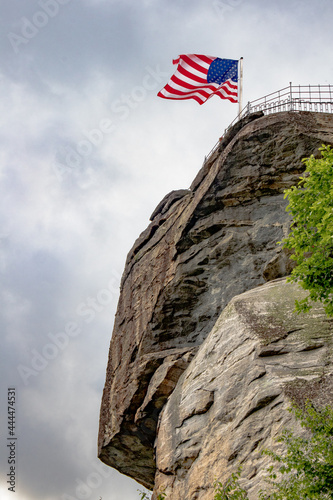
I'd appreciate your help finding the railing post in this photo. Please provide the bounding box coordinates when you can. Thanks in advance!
[206,83,333,163]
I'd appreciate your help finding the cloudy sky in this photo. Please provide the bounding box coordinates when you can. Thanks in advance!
[0,1,333,499]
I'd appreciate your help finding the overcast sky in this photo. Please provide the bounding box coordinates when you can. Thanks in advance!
[0,1,333,499]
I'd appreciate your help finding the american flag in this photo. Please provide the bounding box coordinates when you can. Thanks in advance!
[157,54,239,105]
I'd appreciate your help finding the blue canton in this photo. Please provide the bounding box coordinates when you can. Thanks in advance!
[207,58,238,84]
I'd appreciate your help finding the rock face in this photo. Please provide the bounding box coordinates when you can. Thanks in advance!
[98,111,333,493]
[153,278,333,499]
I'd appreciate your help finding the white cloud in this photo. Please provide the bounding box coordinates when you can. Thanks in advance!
[1,0,333,499]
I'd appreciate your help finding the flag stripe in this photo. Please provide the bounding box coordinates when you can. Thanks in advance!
[158,54,238,105]
[182,53,215,69]
[162,85,212,100]
[159,80,238,102]
[158,80,238,104]
[175,65,207,84]
[164,78,221,96]
[170,74,218,92]
[181,55,211,75]
[158,89,209,105]
[181,56,211,79]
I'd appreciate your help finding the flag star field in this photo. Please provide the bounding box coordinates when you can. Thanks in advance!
[207,58,238,85]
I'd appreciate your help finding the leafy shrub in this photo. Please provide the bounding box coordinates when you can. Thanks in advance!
[137,489,166,500]
[281,144,333,316]
[138,402,333,499]
[137,490,151,500]
[259,402,333,499]
[214,467,248,499]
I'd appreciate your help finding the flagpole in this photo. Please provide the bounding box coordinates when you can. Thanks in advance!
[238,57,243,117]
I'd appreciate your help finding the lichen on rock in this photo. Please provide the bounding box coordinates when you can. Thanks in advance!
[98,111,333,496]
[154,279,333,499]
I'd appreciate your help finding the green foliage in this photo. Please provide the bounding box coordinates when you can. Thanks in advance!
[137,403,333,499]
[137,490,151,500]
[259,402,333,499]
[213,467,248,500]
[280,144,333,316]
[137,488,166,500]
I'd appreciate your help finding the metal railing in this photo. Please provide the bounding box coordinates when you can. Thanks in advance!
[247,83,333,116]
[205,83,333,162]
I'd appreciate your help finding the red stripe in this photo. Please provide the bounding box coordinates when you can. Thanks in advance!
[176,64,207,84]
[220,82,237,93]
[161,81,237,100]
[195,54,216,65]
[215,86,238,102]
[218,81,238,94]
[224,81,238,90]
[217,88,238,98]
[161,85,212,99]
[165,78,221,94]
[163,84,211,99]
[217,94,238,103]
[158,92,206,105]
[171,74,215,91]
[181,54,209,76]
[171,74,198,89]
[158,89,238,104]
[170,75,213,91]
[170,75,238,98]
[158,55,238,105]
[180,54,215,67]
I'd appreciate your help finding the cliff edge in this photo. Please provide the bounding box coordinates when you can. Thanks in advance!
[98,111,333,495]
[153,277,333,499]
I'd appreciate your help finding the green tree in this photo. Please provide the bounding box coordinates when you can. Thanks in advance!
[137,490,151,500]
[214,467,248,499]
[212,403,333,500]
[138,403,333,500]
[259,402,333,499]
[137,489,166,500]
[281,144,333,316]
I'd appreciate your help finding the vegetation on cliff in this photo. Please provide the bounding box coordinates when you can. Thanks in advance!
[139,403,333,499]
[213,403,333,499]
[259,402,333,499]
[213,468,247,499]
[281,145,333,317]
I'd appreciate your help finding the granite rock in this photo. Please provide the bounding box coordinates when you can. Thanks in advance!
[153,278,333,499]
[98,111,333,489]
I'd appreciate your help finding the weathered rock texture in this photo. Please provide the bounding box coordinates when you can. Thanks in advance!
[154,278,333,499]
[98,111,333,493]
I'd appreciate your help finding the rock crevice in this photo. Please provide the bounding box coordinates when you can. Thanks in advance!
[98,111,333,494]
[153,279,333,499]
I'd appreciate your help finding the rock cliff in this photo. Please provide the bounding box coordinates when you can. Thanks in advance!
[153,278,333,499]
[98,111,333,497]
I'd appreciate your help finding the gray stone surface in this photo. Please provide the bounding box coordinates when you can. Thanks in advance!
[150,189,191,221]
[153,279,333,499]
[98,111,333,489]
